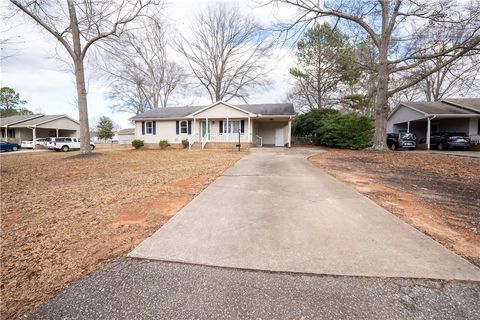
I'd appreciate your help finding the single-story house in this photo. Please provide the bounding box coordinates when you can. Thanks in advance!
[117,128,135,144]
[387,98,480,149]
[0,114,80,145]
[130,101,296,148]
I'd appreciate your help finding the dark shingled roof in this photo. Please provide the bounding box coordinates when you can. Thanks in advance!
[401,101,477,115]
[130,103,295,120]
[443,98,480,113]
[0,114,44,126]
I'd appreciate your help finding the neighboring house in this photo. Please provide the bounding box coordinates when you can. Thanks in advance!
[0,114,80,145]
[117,128,135,144]
[130,101,296,148]
[387,98,480,149]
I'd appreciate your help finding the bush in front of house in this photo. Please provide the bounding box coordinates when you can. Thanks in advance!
[292,108,341,145]
[159,139,170,149]
[316,113,374,149]
[181,139,189,148]
[131,139,144,149]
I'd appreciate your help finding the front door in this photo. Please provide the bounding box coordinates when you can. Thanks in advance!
[201,120,210,140]
[275,127,284,147]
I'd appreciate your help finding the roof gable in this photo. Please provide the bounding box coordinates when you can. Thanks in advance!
[191,101,252,117]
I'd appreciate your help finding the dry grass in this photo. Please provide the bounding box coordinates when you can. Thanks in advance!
[0,146,246,319]
[310,149,480,267]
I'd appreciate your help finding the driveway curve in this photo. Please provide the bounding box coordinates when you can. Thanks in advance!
[130,148,480,281]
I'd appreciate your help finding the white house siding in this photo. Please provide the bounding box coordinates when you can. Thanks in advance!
[256,120,288,146]
[387,107,425,132]
[135,120,194,144]
[118,134,135,144]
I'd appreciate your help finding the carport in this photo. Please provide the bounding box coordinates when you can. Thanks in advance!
[1,114,80,147]
[387,99,480,149]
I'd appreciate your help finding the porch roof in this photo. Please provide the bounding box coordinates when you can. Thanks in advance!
[130,102,295,120]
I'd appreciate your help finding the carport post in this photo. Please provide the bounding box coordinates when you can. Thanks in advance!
[407,121,410,133]
[226,117,229,142]
[248,116,251,143]
[287,117,292,147]
[427,118,431,150]
[56,128,59,137]
[32,126,36,149]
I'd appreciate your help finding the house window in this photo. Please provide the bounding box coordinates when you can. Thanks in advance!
[145,121,153,134]
[180,120,188,134]
[229,120,241,133]
[4,129,15,138]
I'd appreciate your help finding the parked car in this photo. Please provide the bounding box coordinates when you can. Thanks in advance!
[0,141,21,152]
[21,138,47,149]
[386,133,416,151]
[48,137,96,152]
[429,132,471,150]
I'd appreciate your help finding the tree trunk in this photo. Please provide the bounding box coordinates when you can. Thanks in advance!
[68,0,91,154]
[372,53,390,151]
[74,60,91,154]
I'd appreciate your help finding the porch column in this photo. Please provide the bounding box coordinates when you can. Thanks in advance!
[32,126,37,149]
[193,117,196,141]
[427,117,431,150]
[287,117,292,148]
[206,117,209,141]
[248,116,251,143]
[407,121,410,133]
[226,117,229,142]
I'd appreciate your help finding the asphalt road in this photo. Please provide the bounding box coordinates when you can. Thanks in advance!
[28,259,480,320]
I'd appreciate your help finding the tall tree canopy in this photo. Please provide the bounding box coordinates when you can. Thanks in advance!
[0,87,32,117]
[289,22,360,110]
[270,0,480,150]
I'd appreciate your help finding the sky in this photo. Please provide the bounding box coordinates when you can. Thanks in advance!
[0,0,297,129]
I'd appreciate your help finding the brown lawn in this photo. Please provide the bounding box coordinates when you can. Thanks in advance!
[0,145,246,319]
[310,149,480,267]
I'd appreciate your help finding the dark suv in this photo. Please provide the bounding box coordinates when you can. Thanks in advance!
[429,132,471,150]
[387,133,416,151]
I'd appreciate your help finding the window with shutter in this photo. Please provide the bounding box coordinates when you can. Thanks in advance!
[219,121,223,134]
[180,121,188,134]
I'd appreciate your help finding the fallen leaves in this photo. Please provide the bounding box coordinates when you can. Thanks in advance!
[310,148,480,267]
[0,146,246,319]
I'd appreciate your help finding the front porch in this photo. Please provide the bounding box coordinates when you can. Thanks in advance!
[188,117,292,149]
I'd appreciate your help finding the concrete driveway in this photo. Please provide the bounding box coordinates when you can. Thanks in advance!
[130,148,480,281]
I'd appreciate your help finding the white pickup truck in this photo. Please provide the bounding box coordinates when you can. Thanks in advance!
[47,137,96,152]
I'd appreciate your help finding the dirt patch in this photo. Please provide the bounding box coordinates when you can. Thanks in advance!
[310,149,480,266]
[0,147,246,319]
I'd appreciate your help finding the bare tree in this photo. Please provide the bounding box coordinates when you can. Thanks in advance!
[103,20,186,114]
[9,0,159,154]
[176,2,274,103]
[415,55,480,101]
[268,0,480,150]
